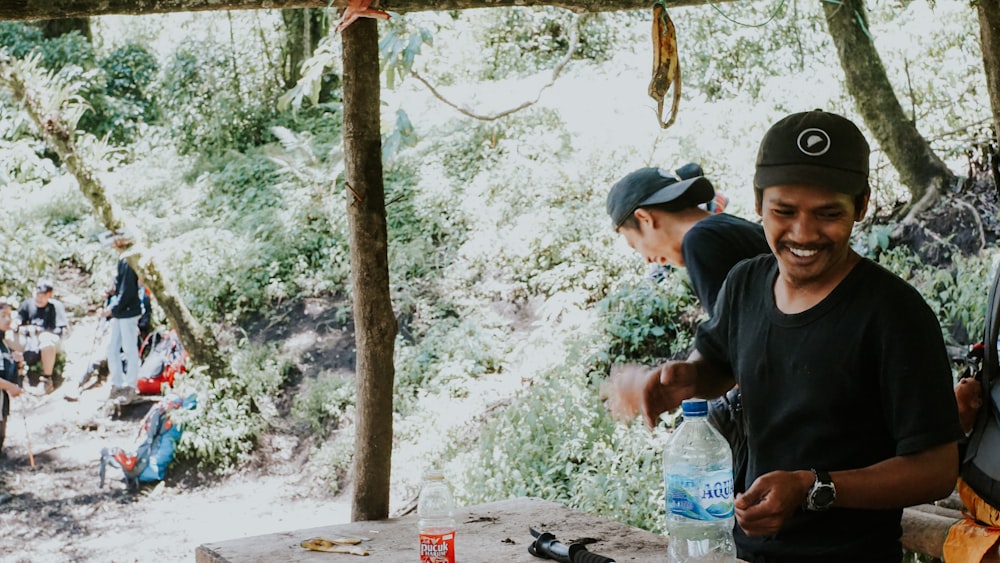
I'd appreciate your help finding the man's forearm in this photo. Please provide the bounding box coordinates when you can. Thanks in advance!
[687,350,737,399]
[829,442,959,510]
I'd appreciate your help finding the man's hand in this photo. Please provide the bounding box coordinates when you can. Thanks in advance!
[600,364,650,422]
[735,470,812,536]
[955,377,983,434]
[601,361,699,429]
[8,384,22,398]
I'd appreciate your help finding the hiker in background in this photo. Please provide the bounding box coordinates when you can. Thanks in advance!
[15,278,69,392]
[603,110,962,561]
[104,235,142,405]
[600,162,769,492]
[0,299,24,457]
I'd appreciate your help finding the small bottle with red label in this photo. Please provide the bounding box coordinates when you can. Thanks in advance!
[418,468,456,563]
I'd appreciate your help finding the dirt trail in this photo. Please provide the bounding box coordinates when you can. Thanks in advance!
[0,316,351,563]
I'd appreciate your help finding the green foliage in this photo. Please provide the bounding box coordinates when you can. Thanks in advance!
[379,19,434,90]
[0,22,45,59]
[278,34,342,115]
[473,8,636,80]
[158,38,282,156]
[0,23,160,145]
[0,23,96,70]
[173,344,290,472]
[394,314,510,415]
[0,182,98,299]
[875,246,993,347]
[680,2,831,102]
[306,430,355,495]
[85,43,160,143]
[166,119,350,322]
[594,275,701,368]
[462,359,666,533]
[383,108,417,163]
[291,374,355,437]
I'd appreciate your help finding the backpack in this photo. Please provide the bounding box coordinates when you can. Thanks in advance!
[960,264,1000,509]
[100,394,197,491]
[136,330,188,395]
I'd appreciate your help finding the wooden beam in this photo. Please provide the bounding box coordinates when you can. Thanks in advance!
[0,0,726,22]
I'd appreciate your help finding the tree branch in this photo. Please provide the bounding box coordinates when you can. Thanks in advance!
[409,13,584,121]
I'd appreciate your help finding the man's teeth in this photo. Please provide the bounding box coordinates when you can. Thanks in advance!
[789,247,817,257]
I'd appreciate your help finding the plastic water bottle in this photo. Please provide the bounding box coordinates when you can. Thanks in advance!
[418,468,456,563]
[663,398,736,563]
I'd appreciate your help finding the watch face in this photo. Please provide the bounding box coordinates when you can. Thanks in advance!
[812,486,835,508]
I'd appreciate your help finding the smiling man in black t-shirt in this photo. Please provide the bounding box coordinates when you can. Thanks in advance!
[605,111,963,562]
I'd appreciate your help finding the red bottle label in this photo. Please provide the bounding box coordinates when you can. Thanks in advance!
[419,527,455,563]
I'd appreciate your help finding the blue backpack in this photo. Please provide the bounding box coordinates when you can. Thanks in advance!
[100,394,196,491]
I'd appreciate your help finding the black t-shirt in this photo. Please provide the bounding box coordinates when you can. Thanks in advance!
[681,213,769,317]
[695,255,964,561]
[18,299,66,335]
[0,339,17,418]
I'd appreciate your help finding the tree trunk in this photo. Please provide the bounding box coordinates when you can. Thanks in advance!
[978,0,1000,186]
[342,17,396,522]
[0,0,724,21]
[282,9,322,89]
[0,58,233,382]
[822,0,954,212]
[37,17,91,40]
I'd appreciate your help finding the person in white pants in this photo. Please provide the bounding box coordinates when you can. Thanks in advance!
[104,235,142,404]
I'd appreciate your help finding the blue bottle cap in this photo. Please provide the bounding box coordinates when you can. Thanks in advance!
[681,398,708,417]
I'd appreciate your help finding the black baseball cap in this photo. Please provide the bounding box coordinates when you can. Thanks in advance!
[754,109,870,196]
[606,163,715,228]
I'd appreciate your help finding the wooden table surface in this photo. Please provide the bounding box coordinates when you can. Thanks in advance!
[196,497,669,563]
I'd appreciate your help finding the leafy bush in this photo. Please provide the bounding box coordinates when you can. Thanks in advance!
[594,274,701,368]
[394,313,511,415]
[87,43,160,143]
[292,374,355,437]
[165,125,350,321]
[173,343,291,472]
[306,430,355,495]
[0,23,160,145]
[158,39,282,157]
[460,357,667,533]
[876,246,993,348]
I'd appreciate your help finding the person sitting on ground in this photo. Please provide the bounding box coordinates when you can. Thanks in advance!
[603,109,963,561]
[15,278,68,391]
[0,299,24,457]
[105,235,143,405]
[601,162,770,493]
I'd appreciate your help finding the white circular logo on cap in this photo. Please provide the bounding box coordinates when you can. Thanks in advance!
[797,128,831,156]
[656,167,680,181]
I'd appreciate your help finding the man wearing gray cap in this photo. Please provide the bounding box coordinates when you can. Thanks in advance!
[602,162,768,494]
[605,110,962,561]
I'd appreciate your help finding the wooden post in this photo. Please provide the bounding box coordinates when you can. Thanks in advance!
[342,16,396,521]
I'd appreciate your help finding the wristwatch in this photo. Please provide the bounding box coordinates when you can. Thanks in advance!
[804,469,836,511]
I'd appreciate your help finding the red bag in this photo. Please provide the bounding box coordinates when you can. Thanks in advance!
[136,330,188,395]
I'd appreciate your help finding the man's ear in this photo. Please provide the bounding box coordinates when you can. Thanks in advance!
[633,207,654,227]
[855,189,871,221]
